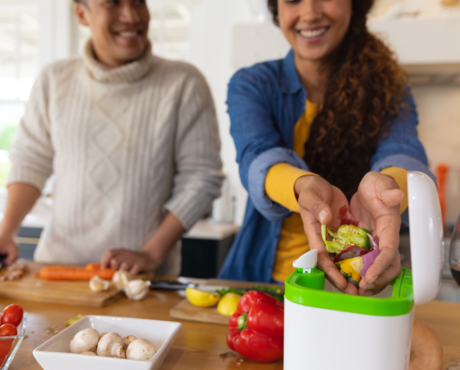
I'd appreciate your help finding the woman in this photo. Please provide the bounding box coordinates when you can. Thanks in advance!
[218,0,434,296]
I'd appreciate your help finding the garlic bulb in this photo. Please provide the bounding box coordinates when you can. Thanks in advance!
[124,280,150,301]
[89,276,110,292]
[112,270,133,290]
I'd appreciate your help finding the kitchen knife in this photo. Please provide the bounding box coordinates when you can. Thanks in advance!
[149,280,198,291]
[0,254,7,270]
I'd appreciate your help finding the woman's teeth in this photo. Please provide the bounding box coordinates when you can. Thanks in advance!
[119,31,139,37]
[299,28,327,38]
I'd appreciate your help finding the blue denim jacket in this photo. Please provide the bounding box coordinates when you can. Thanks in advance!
[218,50,434,283]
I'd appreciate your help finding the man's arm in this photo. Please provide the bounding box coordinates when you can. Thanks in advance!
[0,183,41,265]
[100,212,185,275]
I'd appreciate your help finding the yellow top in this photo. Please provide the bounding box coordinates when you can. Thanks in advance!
[265,101,409,282]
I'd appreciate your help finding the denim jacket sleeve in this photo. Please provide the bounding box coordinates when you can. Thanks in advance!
[227,68,309,221]
[370,89,435,226]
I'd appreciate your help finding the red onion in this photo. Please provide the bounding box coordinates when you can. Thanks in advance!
[360,234,380,277]
[333,245,371,263]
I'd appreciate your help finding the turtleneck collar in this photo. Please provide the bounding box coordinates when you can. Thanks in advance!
[82,39,153,84]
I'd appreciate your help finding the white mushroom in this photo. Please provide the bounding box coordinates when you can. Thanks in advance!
[126,338,156,361]
[112,270,132,290]
[89,276,110,292]
[80,351,97,356]
[96,332,126,358]
[123,335,137,349]
[69,328,100,354]
[124,280,150,301]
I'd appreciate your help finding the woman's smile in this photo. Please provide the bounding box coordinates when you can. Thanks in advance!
[297,26,330,44]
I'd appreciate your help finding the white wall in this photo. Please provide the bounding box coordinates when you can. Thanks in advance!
[413,86,460,222]
[190,0,254,225]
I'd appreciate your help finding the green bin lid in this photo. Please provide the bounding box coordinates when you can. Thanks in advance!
[285,267,414,317]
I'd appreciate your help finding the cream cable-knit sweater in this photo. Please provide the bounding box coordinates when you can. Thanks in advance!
[8,41,223,275]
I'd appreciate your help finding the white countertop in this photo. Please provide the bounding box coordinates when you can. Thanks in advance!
[183,219,240,240]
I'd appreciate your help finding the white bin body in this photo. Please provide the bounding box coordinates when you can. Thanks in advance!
[284,298,414,370]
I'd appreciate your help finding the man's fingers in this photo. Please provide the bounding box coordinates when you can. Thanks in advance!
[381,189,404,208]
[100,250,114,269]
[130,264,142,276]
[5,247,18,266]
[110,258,121,271]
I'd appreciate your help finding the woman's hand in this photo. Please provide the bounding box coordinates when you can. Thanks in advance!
[295,175,358,295]
[350,171,405,296]
[100,249,158,276]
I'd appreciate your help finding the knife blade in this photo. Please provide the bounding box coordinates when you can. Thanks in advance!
[149,280,198,291]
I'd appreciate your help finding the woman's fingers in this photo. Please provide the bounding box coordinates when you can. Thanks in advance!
[317,251,348,291]
[359,253,401,296]
[381,188,404,208]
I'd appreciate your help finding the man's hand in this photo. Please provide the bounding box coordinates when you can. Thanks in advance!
[350,171,404,296]
[295,175,357,295]
[0,235,19,266]
[100,249,158,276]
[100,212,186,276]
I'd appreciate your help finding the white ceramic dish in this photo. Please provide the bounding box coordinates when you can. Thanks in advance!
[33,316,181,370]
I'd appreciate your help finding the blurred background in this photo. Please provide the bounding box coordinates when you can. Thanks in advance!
[0,0,459,268]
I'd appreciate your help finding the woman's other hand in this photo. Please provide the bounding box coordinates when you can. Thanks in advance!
[295,175,358,295]
[350,171,404,296]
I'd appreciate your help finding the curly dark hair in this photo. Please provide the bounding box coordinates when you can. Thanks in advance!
[267,0,409,200]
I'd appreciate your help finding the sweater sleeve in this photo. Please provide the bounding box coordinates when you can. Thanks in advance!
[7,69,54,191]
[380,167,409,214]
[164,66,224,231]
[265,163,316,213]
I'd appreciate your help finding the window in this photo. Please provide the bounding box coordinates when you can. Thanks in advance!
[0,3,40,186]
[78,0,193,61]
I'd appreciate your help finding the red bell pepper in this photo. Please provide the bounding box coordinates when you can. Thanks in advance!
[227,291,284,363]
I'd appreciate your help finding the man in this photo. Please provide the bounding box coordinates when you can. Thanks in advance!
[0,0,223,276]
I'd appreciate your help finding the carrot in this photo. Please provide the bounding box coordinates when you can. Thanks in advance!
[85,263,101,271]
[38,267,115,281]
[97,269,116,280]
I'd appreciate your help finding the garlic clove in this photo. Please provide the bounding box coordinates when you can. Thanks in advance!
[112,270,133,290]
[89,276,110,292]
[124,280,150,301]
[81,351,97,356]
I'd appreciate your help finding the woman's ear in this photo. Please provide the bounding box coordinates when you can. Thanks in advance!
[74,3,90,27]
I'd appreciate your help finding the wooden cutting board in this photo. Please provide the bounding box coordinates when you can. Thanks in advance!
[170,299,230,325]
[169,279,284,325]
[0,261,151,308]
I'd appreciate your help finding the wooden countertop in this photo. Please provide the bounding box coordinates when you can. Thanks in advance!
[5,287,460,369]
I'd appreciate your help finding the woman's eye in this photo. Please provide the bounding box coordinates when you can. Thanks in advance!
[285,0,301,3]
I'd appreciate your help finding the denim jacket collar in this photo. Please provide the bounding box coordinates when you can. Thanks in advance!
[281,49,304,96]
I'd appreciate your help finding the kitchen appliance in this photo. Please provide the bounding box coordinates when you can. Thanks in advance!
[284,171,443,370]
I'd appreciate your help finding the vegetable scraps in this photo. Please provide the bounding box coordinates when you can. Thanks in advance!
[322,206,380,287]
[227,291,284,363]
